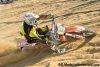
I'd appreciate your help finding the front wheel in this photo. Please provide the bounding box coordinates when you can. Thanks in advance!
[82,30,96,38]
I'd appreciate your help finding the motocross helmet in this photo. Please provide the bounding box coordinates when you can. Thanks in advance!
[24,13,39,26]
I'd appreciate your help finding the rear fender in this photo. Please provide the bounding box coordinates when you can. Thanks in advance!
[17,39,28,48]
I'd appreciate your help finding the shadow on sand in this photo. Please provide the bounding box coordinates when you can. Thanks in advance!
[6,35,96,67]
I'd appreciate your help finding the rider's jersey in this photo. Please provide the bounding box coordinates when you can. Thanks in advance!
[19,24,48,39]
[19,24,39,39]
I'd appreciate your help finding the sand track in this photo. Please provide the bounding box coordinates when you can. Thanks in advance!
[0,0,100,67]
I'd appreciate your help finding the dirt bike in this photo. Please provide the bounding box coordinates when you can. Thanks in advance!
[17,14,96,53]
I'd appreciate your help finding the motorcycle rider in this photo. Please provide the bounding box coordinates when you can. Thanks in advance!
[19,13,66,53]
[19,13,49,44]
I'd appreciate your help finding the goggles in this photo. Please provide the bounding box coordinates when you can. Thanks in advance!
[29,18,37,26]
